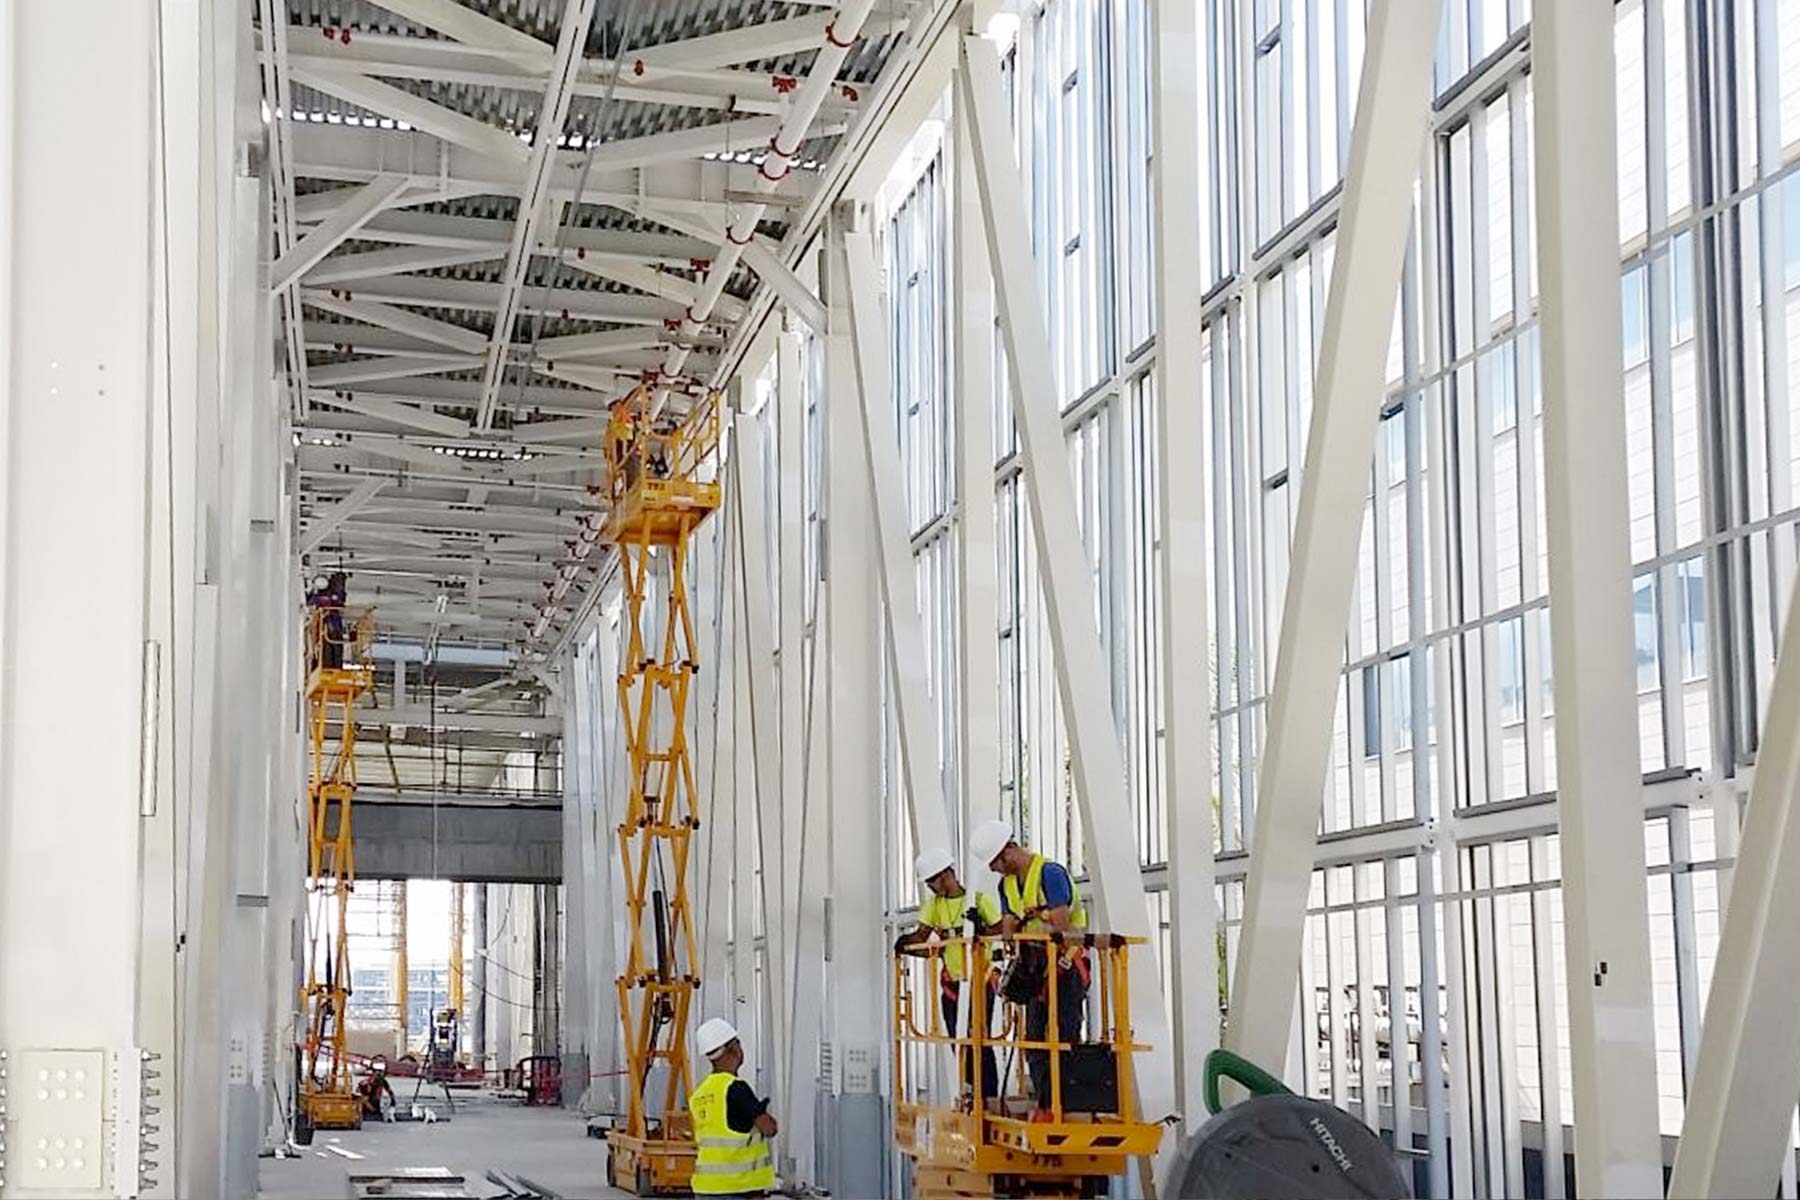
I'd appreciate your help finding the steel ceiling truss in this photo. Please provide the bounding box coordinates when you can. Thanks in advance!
[261,0,913,648]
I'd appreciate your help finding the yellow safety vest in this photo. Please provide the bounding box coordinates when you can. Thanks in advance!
[688,1070,775,1195]
[919,890,1002,980]
[1001,854,1088,934]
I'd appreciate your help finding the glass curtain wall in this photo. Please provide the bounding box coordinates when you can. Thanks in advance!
[864,0,1800,1195]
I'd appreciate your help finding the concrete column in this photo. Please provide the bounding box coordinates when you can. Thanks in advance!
[821,206,888,1199]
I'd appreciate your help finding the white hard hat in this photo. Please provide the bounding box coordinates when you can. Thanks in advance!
[914,846,956,883]
[969,819,1014,871]
[695,1017,739,1059]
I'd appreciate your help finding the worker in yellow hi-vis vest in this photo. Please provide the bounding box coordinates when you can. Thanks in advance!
[970,819,1090,1118]
[689,1018,777,1197]
[895,846,1003,1103]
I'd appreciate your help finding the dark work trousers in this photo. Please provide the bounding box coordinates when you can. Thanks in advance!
[1024,964,1088,1111]
[322,611,344,668]
[940,980,999,1100]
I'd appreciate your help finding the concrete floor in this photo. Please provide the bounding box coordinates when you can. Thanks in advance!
[256,1092,629,1199]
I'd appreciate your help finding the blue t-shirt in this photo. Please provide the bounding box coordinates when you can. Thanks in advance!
[1002,860,1074,915]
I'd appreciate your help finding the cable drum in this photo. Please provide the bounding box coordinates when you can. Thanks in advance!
[1165,1050,1412,1199]
[1165,1092,1411,1200]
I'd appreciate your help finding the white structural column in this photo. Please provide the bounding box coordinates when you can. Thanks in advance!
[732,407,792,1097]
[1531,4,1665,1193]
[776,324,824,1183]
[560,663,593,1092]
[698,502,737,1016]
[1221,0,1439,1069]
[776,327,807,1049]
[956,37,1177,1135]
[822,208,888,1198]
[0,5,194,1197]
[1151,0,1220,1126]
[841,229,954,856]
[727,449,761,1069]
[1671,580,1800,1196]
[951,65,1000,883]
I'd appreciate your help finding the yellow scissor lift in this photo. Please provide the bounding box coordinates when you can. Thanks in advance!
[894,933,1165,1198]
[300,605,375,1131]
[599,387,722,1196]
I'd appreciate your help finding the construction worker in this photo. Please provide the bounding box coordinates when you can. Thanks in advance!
[355,1056,397,1121]
[606,395,640,489]
[894,846,1002,1103]
[970,819,1090,1117]
[689,1018,777,1197]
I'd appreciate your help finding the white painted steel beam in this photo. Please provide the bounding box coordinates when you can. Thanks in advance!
[531,361,629,393]
[309,353,483,387]
[290,64,530,164]
[534,327,670,361]
[303,291,489,354]
[841,226,954,857]
[286,127,810,222]
[288,35,862,118]
[306,244,502,285]
[301,476,387,555]
[302,201,717,262]
[1532,3,1664,1194]
[304,275,689,323]
[583,116,791,172]
[1152,0,1221,1130]
[366,0,553,63]
[1221,0,1439,1070]
[507,414,613,443]
[269,173,413,293]
[564,255,746,322]
[957,36,1178,1139]
[474,0,600,432]
[634,13,832,70]
[742,240,827,334]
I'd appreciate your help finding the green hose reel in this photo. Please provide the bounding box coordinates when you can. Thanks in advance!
[1201,1048,1293,1114]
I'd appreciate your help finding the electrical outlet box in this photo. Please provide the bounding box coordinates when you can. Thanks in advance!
[842,1042,877,1095]
[227,1035,250,1086]
[9,1050,106,1191]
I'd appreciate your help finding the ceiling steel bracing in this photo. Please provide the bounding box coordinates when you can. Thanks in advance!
[258,0,922,656]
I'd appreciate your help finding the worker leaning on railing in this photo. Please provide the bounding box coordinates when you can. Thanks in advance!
[970,819,1091,1120]
[894,846,1003,1105]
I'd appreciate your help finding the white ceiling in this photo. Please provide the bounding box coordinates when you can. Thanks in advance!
[260,0,924,667]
